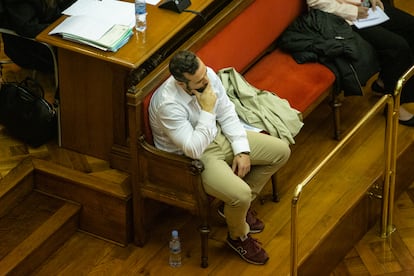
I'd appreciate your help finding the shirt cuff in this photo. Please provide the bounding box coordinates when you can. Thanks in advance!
[231,139,250,156]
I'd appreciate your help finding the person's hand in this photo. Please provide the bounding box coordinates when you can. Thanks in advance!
[370,0,384,11]
[193,83,217,113]
[357,6,369,19]
[232,153,251,178]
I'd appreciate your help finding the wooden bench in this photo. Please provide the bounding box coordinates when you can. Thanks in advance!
[195,0,336,128]
[126,0,341,268]
[130,0,340,140]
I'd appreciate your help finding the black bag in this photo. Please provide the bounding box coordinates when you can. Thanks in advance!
[0,77,57,147]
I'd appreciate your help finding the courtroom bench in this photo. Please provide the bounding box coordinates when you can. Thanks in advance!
[126,0,340,207]
[125,0,337,261]
[128,0,341,143]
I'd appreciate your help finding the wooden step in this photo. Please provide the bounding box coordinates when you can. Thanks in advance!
[0,158,34,218]
[0,191,80,275]
[31,158,132,246]
[1,156,132,246]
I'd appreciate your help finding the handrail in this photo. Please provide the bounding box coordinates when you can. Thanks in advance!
[384,65,414,237]
[290,93,394,276]
[291,64,414,275]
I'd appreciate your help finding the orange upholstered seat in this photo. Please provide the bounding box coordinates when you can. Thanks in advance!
[244,49,335,113]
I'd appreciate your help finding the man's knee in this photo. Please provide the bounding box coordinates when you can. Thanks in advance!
[271,141,291,167]
[227,187,252,208]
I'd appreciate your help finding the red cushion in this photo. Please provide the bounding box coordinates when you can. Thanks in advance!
[196,0,304,72]
[244,49,335,112]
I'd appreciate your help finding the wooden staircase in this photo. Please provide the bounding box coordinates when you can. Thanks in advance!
[0,160,80,276]
[0,156,131,275]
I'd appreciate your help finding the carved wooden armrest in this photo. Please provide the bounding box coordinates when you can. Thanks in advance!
[138,135,204,175]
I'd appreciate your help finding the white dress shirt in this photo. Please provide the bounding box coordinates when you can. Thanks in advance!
[149,67,250,159]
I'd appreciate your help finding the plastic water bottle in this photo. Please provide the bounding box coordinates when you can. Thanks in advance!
[169,230,182,267]
[135,0,147,33]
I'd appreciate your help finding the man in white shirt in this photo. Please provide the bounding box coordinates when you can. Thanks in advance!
[149,50,290,265]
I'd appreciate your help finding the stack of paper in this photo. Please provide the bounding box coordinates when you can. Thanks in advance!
[49,15,133,52]
[353,7,389,29]
[49,0,135,52]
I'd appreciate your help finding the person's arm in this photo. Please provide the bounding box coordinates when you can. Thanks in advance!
[155,80,217,159]
[211,70,250,156]
[2,0,68,37]
[210,69,251,178]
[307,0,360,21]
[3,0,48,37]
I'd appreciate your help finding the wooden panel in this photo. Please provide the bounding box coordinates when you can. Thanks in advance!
[32,159,132,246]
[35,0,233,163]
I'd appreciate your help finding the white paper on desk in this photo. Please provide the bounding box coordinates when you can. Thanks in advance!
[147,0,161,5]
[49,15,114,41]
[353,7,389,29]
[63,0,135,27]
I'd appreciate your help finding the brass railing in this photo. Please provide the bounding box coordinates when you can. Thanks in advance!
[290,64,414,276]
[383,65,414,237]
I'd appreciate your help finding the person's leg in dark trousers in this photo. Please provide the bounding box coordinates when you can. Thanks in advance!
[354,3,414,104]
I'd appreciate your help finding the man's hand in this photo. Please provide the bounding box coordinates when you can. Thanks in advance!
[193,83,217,113]
[232,153,251,178]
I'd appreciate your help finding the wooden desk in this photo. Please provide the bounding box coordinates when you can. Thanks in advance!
[37,0,229,171]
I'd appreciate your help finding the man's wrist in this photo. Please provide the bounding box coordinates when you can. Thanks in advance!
[238,151,250,157]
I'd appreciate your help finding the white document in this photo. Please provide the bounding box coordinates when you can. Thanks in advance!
[63,0,135,27]
[147,0,161,5]
[353,7,389,29]
[239,118,264,133]
[49,15,114,41]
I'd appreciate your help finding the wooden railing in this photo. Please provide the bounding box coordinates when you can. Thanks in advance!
[290,64,414,276]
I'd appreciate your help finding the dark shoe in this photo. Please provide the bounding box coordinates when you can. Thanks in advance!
[371,80,388,96]
[218,203,265,233]
[226,234,269,265]
[246,209,265,233]
[399,116,414,127]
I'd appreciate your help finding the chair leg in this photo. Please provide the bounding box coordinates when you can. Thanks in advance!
[331,93,342,140]
[271,173,280,202]
[258,173,280,204]
[199,223,210,268]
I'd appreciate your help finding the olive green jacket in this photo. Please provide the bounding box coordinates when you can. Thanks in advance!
[218,67,303,144]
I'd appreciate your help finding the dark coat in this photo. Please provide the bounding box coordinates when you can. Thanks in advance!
[1,0,75,37]
[277,8,379,96]
[0,0,75,72]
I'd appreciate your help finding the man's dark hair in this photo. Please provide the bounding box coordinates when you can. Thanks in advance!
[169,50,199,83]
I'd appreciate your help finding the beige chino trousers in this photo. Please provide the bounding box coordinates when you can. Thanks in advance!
[200,130,290,239]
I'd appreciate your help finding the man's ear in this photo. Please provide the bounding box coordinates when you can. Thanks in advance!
[176,81,186,90]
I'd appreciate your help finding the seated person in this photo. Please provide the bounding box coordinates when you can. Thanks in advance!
[306,0,414,126]
[149,50,291,265]
[1,0,75,72]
